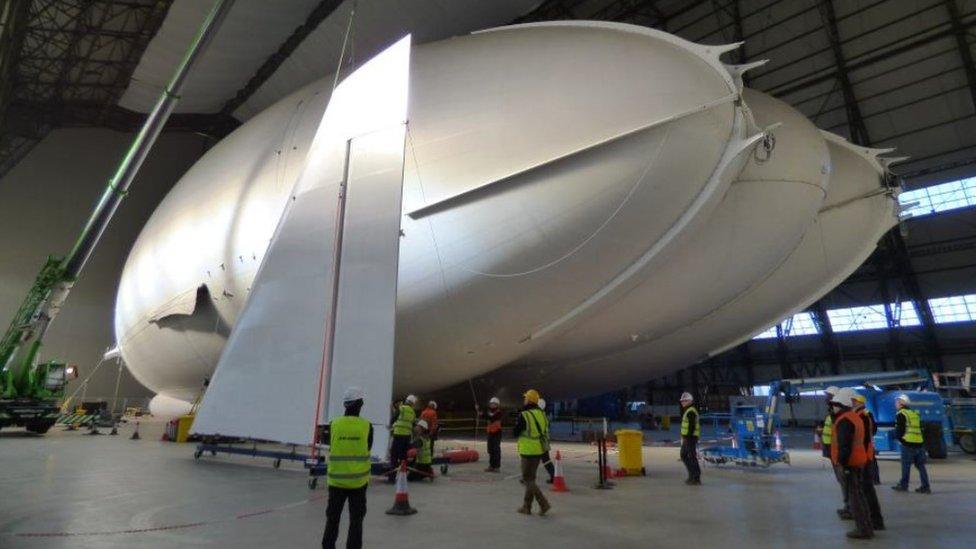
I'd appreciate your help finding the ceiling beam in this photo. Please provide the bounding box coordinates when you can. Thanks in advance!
[771,19,976,99]
[217,0,344,119]
[945,0,976,114]
[817,0,871,145]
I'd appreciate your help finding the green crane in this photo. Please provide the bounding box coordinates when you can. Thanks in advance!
[0,0,235,434]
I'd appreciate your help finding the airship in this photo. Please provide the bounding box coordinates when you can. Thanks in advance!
[113,22,900,416]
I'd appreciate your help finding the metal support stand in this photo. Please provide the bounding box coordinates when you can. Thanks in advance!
[595,435,613,490]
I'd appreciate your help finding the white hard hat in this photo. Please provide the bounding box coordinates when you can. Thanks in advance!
[825,386,840,395]
[428,400,437,409]
[405,394,417,404]
[897,394,910,404]
[538,398,546,411]
[489,397,500,405]
[832,387,855,407]
[343,386,365,403]
[416,419,428,430]
[680,392,694,403]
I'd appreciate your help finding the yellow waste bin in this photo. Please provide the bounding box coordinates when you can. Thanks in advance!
[615,429,645,476]
[175,414,196,443]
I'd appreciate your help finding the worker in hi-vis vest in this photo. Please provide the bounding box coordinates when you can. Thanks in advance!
[822,386,851,519]
[407,419,434,481]
[830,388,874,539]
[388,394,418,482]
[679,392,701,485]
[420,400,439,456]
[892,394,931,493]
[514,389,551,516]
[323,386,373,549]
[851,393,885,530]
[480,396,504,472]
[537,399,555,484]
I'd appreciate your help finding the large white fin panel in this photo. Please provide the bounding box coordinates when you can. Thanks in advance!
[193,36,410,450]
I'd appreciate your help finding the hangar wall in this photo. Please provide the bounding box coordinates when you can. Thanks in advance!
[0,128,209,400]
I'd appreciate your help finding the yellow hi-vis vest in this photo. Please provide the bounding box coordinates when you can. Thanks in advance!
[415,435,432,465]
[328,416,371,489]
[898,408,924,444]
[822,414,833,445]
[517,408,548,456]
[681,406,701,437]
[392,404,415,436]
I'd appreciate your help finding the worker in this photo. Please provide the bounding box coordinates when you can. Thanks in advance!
[851,393,885,530]
[514,389,551,516]
[481,396,504,473]
[538,399,555,484]
[388,394,418,482]
[892,394,931,493]
[821,386,839,458]
[830,388,873,539]
[420,400,439,456]
[322,386,373,549]
[407,419,434,482]
[822,386,850,519]
[852,393,881,485]
[679,392,701,485]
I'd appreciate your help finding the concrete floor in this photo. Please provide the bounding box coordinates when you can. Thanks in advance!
[2,422,974,548]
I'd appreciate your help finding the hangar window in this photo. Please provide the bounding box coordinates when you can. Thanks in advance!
[827,302,920,332]
[899,177,976,218]
[928,294,976,324]
[752,312,819,339]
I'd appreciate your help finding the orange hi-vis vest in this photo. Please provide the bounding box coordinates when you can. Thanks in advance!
[831,410,868,467]
[486,410,502,434]
[859,409,876,459]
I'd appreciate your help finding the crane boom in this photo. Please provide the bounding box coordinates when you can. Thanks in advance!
[0,0,235,432]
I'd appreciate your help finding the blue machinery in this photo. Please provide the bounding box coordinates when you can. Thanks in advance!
[701,368,967,467]
[700,404,789,467]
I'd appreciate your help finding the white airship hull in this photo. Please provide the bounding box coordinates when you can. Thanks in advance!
[115,22,898,408]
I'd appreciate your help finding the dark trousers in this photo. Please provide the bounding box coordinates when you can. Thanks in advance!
[861,467,884,528]
[322,486,367,549]
[487,432,502,469]
[388,434,411,481]
[898,445,930,488]
[833,464,849,509]
[867,457,881,485]
[845,467,873,537]
[542,450,555,481]
[520,455,550,510]
[407,463,433,482]
[680,436,701,481]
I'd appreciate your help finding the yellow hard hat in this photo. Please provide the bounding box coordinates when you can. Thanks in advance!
[851,393,867,403]
[523,389,540,404]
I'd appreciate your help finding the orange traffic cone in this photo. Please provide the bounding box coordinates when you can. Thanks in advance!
[551,451,569,492]
[813,428,822,450]
[774,429,783,452]
[386,460,418,516]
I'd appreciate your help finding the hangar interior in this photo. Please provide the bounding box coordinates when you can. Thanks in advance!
[1,0,975,547]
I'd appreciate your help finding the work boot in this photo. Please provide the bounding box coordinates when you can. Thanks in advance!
[517,506,531,515]
[483,467,497,473]
[539,502,551,516]
[685,479,701,485]
[846,530,873,539]
[837,510,853,521]
[915,486,931,494]
[891,484,908,492]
